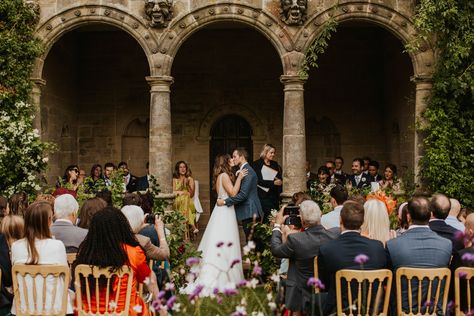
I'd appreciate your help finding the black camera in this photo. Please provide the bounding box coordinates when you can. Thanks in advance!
[146,213,156,224]
[283,204,301,227]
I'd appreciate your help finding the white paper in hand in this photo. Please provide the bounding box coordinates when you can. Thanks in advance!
[261,165,278,181]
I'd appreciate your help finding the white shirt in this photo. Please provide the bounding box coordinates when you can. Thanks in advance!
[321,205,343,229]
[445,215,465,231]
[408,224,430,230]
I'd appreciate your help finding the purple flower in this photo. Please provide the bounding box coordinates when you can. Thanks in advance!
[462,253,474,263]
[230,259,241,269]
[227,242,233,247]
[152,299,161,311]
[354,254,369,264]
[213,287,219,295]
[459,271,468,279]
[186,257,200,266]
[447,300,455,311]
[216,295,223,304]
[236,279,248,288]
[423,300,432,308]
[188,284,204,301]
[166,296,176,310]
[252,265,263,276]
[216,241,224,248]
[157,290,166,300]
[223,288,239,296]
[307,277,325,289]
[454,230,465,241]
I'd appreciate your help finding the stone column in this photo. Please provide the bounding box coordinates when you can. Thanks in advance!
[146,75,175,202]
[411,75,433,187]
[280,75,307,200]
[30,78,46,135]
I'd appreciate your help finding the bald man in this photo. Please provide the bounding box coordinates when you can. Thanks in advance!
[429,193,464,252]
[445,198,465,231]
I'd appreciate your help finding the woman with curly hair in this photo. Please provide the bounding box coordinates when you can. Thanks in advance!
[172,161,198,235]
[73,207,159,316]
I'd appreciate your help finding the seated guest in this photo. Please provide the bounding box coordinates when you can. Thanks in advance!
[458,207,474,225]
[452,213,474,268]
[95,190,112,207]
[118,161,138,193]
[0,215,24,247]
[123,193,142,206]
[445,198,464,231]
[367,160,383,182]
[11,201,72,315]
[77,197,107,229]
[34,194,55,211]
[387,197,452,314]
[271,200,338,315]
[321,185,348,230]
[0,233,12,315]
[51,194,88,253]
[361,199,396,245]
[346,158,370,189]
[429,193,464,252]
[0,195,8,222]
[121,205,169,261]
[396,202,409,236]
[73,207,159,316]
[318,201,388,315]
[8,192,28,217]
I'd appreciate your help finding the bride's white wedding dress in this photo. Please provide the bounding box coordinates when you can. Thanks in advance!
[184,173,244,295]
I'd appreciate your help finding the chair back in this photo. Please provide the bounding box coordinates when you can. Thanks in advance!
[67,253,77,266]
[395,267,451,316]
[74,264,133,316]
[313,256,320,294]
[12,264,70,316]
[454,267,474,316]
[335,269,392,316]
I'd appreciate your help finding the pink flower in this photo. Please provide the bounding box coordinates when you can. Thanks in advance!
[454,230,465,241]
[459,271,468,279]
[354,254,369,264]
[462,253,474,263]
[252,265,262,276]
[307,277,325,289]
[236,280,248,288]
[447,300,455,311]
[166,296,176,310]
[186,257,200,266]
[188,284,204,301]
[223,288,239,296]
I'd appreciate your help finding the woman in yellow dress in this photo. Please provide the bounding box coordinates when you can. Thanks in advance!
[173,161,198,235]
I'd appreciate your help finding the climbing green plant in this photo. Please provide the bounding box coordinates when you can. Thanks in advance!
[0,0,53,197]
[408,0,474,207]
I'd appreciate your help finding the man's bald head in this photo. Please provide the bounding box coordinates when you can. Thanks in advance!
[465,213,474,231]
[430,193,451,220]
[449,198,461,217]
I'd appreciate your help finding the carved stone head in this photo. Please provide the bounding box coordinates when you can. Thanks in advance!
[280,0,307,26]
[144,0,173,28]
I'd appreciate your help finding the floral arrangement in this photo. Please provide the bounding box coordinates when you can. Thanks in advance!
[308,182,336,214]
[366,190,397,215]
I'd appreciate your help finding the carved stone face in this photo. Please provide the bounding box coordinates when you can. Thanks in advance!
[280,0,307,25]
[145,0,173,28]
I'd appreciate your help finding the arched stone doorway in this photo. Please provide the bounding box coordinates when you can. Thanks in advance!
[305,21,415,177]
[40,24,149,182]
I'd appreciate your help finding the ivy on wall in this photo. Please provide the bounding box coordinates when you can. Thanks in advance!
[409,0,474,207]
[0,0,52,196]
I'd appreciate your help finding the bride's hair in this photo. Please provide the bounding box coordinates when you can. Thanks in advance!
[212,154,236,191]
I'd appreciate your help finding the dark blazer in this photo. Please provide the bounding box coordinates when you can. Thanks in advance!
[368,174,383,182]
[307,172,318,189]
[318,232,388,315]
[271,225,338,312]
[224,163,263,221]
[126,174,139,192]
[137,175,149,191]
[51,220,88,252]
[429,219,464,253]
[0,234,12,308]
[252,159,282,200]
[346,174,371,188]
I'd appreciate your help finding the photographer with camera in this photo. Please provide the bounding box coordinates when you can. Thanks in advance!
[271,200,338,315]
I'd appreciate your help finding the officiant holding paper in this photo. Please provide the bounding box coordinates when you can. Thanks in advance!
[252,144,283,223]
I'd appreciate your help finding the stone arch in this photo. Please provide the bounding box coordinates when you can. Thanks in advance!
[32,4,158,80]
[155,3,293,75]
[295,3,435,78]
[196,104,266,143]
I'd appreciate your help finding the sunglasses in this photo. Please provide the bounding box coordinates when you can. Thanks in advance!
[70,168,79,173]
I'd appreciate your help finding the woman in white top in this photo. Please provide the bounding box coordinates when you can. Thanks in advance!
[11,201,72,315]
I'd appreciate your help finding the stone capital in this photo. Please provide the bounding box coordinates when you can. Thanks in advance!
[410,74,433,85]
[280,75,306,91]
[30,77,46,88]
[146,75,174,92]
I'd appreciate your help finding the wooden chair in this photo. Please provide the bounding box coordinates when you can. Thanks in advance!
[454,267,474,315]
[395,267,451,316]
[74,264,133,316]
[12,264,70,316]
[335,269,392,316]
[313,256,320,294]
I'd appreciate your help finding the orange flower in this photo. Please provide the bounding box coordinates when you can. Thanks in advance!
[366,190,397,215]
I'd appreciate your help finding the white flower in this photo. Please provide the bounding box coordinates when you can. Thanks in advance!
[240,297,247,305]
[247,241,256,250]
[236,305,247,314]
[172,303,181,312]
[246,278,259,289]
[252,312,264,316]
[143,277,150,285]
[243,245,251,255]
[266,293,273,301]
[42,157,49,163]
[270,273,280,283]
[132,304,143,313]
[268,302,277,310]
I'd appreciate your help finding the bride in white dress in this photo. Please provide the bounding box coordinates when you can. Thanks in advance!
[184,154,247,295]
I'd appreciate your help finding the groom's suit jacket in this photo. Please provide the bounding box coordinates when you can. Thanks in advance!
[224,163,263,221]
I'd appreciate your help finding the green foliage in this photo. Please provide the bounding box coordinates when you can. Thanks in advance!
[410,0,474,207]
[0,0,51,197]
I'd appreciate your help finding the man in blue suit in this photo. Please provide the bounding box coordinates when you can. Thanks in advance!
[217,147,263,240]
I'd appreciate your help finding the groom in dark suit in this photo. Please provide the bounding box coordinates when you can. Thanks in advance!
[217,147,263,240]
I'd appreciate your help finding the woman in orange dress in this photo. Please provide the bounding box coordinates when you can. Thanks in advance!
[73,207,159,316]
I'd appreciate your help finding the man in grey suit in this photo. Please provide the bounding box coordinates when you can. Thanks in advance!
[387,196,452,314]
[271,200,338,314]
[217,147,263,241]
[51,194,88,252]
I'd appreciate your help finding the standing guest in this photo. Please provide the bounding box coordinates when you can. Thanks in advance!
[0,232,12,316]
[321,185,348,230]
[77,197,107,229]
[325,161,344,185]
[85,164,104,193]
[367,160,383,182]
[10,201,72,315]
[137,162,150,192]
[318,201,388,315]
[118,161,138,193]
[334,156,346,177]
[57,165,80,190]
[361,199,396,245]
[378,164,403,194]
[95,190,112,207]
[0,215,24,247]
[362,156,371,175]
[271,200,337,315]
[305,161,317,190]
[102,162,116,187]
[51,194,88,253]
[77,169,87,186]
[429,193,464,252]
[346,158,370,189]
[252,144,283,223]
[73,208,159,316]
[0,196,8,222]
[173,161,198,234]
[312,166,331,192]
[445,198,465,231]
[8,192,28,217]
